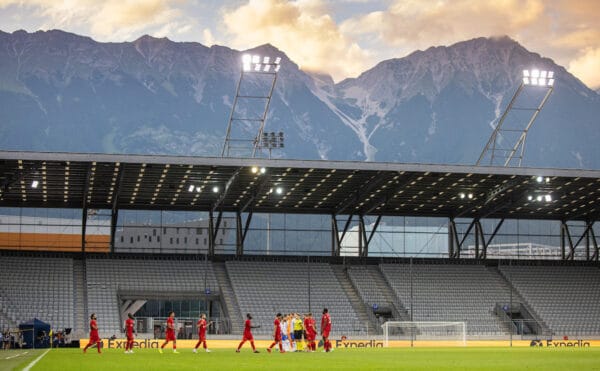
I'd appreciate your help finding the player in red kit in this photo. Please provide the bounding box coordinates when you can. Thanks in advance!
[236,313,260,353]
[304,312,317,352]
[159,311,178,353]
[83,313,101,354]
[124,313,135,354]
[267,313,284,353]
[193,313,211,353]
[321,308,332,352]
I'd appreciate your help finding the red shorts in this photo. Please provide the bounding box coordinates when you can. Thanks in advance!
[126,333,134,341]
[242,333,254,341]
[89,334,100,343]
[166,332,176,342]
[274,333,282,341]
[198,334,206,342]
[306,332,316,341]
[322,330,330,338]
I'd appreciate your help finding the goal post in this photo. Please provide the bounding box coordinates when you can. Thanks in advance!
[382,321,466,347]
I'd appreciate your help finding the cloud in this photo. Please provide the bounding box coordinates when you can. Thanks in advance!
[222,0,373,81]
[569,48,600,89]
[341,0,545,50]
[1,0,194,41]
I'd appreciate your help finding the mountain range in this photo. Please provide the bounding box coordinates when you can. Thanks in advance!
[0,30,599,169]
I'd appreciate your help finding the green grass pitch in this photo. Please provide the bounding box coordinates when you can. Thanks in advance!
[4,347,600,370]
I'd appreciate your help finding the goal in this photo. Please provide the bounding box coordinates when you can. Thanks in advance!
[382,321,466,347]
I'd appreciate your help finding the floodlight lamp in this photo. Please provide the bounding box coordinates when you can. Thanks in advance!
[531,69,540,78]
[527,195,533,201]
[252,55,260,64]
[251,166,258,174]
[188,185,195,192]
[545,177,550,183]
[242,54,252,64]
[31,180,39,188]
[264,64,271,72]
[548,71,554,78]
[263,56,270,64]
[544,194,552,202]
[459,192,466,199]
[243,63,251,72]
[467,193,473,199]
[536,195,543,202]
[548,79,555,86]
[540,70,547,78]
[523,70,530,77]
[274,65,281,72]
[523,77,530,85]
[212,186,219,193]
[260,167,266,174]
[539,78,546,86]
[196,186,201,193]
[536,176,543,183]
[254,63,261,71]
[531,77,538,85]
[275,187,283,195]
[275,57,281,64]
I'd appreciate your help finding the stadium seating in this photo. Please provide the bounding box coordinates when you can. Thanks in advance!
[85,256,219,336]
[499,265,600,336]
[225,261,365,336]
[379,263,512,335]
[0,256,74,331]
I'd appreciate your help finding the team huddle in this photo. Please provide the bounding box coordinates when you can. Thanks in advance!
[83,308,333,354]
[266,309,332,353]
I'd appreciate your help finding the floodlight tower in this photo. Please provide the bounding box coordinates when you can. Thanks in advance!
[476,69,555,167]
[221,54,282,158]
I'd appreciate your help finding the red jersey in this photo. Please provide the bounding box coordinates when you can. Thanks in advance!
[125,318,134,336]
[273,318,281,335]
[166,317,175,335]
[243,319,253,337]
[321,313,331,333]
[90,319,99,337]
[304,317,316,336]
[197,319,207,338]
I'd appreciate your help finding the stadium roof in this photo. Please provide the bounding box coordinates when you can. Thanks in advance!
[1,151,599,221]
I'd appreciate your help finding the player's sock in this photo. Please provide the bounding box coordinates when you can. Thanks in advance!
[194,340,200,349]
[97,342,101,353]
[250,341,256,351]
[279,343,283,352]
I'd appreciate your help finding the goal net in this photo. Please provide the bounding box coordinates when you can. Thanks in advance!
[382,321,466,347]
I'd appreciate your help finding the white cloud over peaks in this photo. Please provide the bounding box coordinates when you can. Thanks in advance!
[340,0,545,49]
[0,0,193,41]
[222,0,372,82]
[569,48,600,89]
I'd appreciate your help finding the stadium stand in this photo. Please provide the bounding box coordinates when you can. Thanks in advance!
[379,263,514,335]
[85,256,219,336]
[347,265,409,322]
[0,256,74,331]
[225,260,365,336]
[498,265,600,336]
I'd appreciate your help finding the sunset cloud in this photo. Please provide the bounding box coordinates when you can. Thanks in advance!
[222,0,373,81]
[0,0,194,41]
[569,48,600,89]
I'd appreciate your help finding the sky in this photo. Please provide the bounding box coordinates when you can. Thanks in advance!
[1,0,599,88]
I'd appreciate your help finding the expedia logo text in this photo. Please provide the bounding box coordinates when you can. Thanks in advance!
[335,339,384,348]
[107,339,160,349]
[530,339,590,348]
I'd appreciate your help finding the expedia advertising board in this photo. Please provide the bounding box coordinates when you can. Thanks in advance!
[81,338,600,349]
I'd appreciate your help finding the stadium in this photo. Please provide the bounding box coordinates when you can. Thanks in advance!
[0,150,599,369]
[1,18,600,369]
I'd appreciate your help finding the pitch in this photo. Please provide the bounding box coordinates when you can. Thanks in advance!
[4,347,600,371]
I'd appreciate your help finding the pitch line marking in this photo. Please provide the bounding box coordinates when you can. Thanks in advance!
[23,349,50,371]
